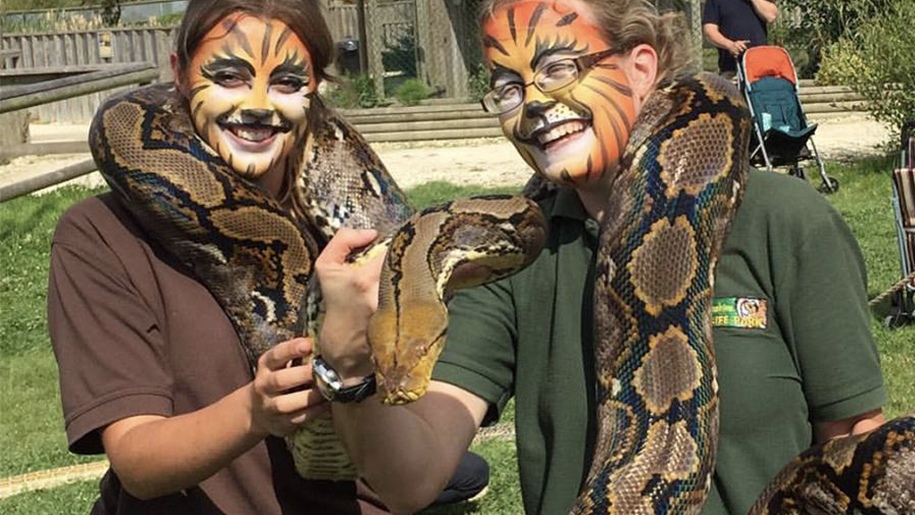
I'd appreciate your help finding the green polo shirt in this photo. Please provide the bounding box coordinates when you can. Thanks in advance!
[432,169,886,515]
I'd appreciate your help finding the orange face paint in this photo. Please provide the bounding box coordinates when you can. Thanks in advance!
[187,13,315,183]
[483,0,637,187]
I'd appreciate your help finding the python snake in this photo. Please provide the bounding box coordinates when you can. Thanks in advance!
[89,74,914,513]
[88,82,546,480]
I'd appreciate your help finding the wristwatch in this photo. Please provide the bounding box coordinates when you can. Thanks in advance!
[312,356,377,403]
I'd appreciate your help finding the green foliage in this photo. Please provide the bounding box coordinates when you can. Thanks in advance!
[774,0,895,78]
[1,0,83,10]
[815,39,868,86]
[467,63,491,103]
[324,74,380,109]
[816,1,915,136]
[393,78,431,106]
[381,33,417,78]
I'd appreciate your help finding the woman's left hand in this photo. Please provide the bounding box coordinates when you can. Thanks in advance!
[314,228,384,381]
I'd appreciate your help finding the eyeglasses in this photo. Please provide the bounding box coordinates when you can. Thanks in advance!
[480,48,618,115]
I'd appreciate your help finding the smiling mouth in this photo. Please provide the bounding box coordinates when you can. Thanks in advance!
[222,124,288,143]
[531,119,590,149]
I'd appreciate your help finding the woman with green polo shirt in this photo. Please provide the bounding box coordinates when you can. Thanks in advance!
[312,1,887,513]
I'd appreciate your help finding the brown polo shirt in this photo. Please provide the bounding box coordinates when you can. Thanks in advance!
[48,193,386,514]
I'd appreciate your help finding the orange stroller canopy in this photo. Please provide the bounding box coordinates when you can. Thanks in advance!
[742,45,797,85]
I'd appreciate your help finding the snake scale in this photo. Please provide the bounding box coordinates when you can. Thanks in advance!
[89,73,915,513]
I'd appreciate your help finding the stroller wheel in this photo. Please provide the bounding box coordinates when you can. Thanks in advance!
[818,176,839,194]
[884,313,911,329]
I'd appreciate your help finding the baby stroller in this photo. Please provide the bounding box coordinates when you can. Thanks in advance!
[736,45,838,194]
[884,120,915,328]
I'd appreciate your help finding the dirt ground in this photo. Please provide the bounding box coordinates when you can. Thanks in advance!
[0,112,893,194]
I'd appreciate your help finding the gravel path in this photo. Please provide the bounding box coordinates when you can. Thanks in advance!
[0,112,893,195]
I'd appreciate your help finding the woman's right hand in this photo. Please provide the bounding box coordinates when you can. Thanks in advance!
[249,337,328,438]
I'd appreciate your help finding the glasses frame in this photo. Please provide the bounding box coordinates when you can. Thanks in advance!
[480,48,618,115]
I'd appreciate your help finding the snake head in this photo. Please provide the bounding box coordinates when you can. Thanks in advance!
[369,298,448,405]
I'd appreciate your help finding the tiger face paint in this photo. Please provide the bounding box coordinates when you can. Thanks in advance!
[482,0,637,187]
[186,13,315,183]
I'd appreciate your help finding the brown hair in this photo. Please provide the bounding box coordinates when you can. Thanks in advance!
[480,0,694,86]
[172,0,334,85]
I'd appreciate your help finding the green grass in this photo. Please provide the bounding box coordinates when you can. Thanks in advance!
[1,161,914,512]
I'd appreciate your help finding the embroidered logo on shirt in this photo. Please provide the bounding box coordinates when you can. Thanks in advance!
[712,297,768,329]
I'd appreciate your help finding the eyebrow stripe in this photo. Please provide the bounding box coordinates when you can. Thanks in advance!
[224,19,254,58]
[507,7,518,43]
[482,34,509,56]
[557,12,578,26]
[524,3,546,47]
[261,22,273,64]
[275,27,292,56]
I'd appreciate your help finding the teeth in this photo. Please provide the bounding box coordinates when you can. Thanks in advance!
[538,121,585,146]
[233,127,274,142]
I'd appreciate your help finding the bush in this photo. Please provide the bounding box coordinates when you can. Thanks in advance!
[815,39,867,86]
[393,78,431,106]
[816,1,915,137]
[774,0,895,78]
[323,74,380,109]
[467,63,491,102]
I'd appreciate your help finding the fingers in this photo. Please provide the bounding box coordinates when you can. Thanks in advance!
[317,228,379,266]
[270,387,327,417]
[250,338,331,436]
[258,337,312,371]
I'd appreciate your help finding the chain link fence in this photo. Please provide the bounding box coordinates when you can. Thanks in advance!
[323,0,700,109]
[323,0,486,108]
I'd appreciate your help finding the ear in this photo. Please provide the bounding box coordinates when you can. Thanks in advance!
[169,53,184,92]
[624,43,658,108]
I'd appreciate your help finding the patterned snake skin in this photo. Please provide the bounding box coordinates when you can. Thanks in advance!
[89,74,915,513]
[88,82,546,480]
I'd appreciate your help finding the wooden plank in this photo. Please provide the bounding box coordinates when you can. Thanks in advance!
[0,65,158,114]
[0,62,156,100]
[0,158,97,203]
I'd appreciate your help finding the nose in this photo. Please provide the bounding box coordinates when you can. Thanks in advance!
[523,98,553,120]
[240,108,274,125]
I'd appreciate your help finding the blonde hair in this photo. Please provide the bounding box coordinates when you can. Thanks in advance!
[480,0,694,86]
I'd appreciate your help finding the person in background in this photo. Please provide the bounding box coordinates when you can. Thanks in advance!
[47,0,485,512]
[313,1,886,514]
[702,0,778,79]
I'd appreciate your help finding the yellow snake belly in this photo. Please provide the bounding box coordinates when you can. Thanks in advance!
[88,83,547,481]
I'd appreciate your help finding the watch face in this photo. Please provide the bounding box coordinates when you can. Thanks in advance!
[314,357,343,391]
[312,357,377,403]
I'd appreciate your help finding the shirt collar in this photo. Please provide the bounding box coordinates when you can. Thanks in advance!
[551,187,590,222]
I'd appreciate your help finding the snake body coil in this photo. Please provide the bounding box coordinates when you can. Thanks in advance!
[90,75,915,513]
[88,82,546,480]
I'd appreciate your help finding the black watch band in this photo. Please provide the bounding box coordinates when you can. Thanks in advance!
[312,356,377,403]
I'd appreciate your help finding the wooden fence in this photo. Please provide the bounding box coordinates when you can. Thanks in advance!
[1,27,174,122]
[0,2,416,123]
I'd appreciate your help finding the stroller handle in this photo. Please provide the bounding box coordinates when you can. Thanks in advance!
[903,120,915,170]
[902,120,915,148]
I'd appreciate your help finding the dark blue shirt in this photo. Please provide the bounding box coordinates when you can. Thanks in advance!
[702,0,769,72]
